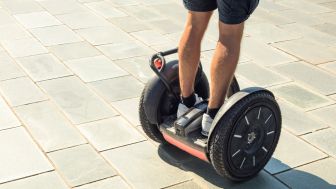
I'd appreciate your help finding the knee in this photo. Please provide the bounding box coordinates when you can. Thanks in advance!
[217,37,240,60]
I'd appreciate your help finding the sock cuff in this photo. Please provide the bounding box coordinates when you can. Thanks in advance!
[206,108,220,119]
[181,93,196,108]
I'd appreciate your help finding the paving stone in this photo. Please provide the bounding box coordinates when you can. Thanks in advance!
[245,23,300,43]
[85,1,127,18]
[48,41,101,61]
[279,101,327,135]
[264,130,327,174]
[273,61,336,95]
[258,0,290,11]
[149,3,186,24]
[302,128,336,157]
[272,9,325,26]
[0,10,17,26]
[0,24,32,41]
[97,41,154,60]
[48,145,116,187]
[56,11,110,29]
[15,101,86,152]
[30,25,83,46]
[89,75,143,102]
[181,157,288,189]
[111,97,140,126]
[278,0,333,14]
[114,56,154,83]
[131,30,172,46]
[276,158,336,189]
[1,0,43,14]
[166,181,202,189]
[17,54,72,82]
[252,9,293,25]
[38,76,117,124]
[79,116,145,151]
[145,19,183,35]
[0,52,25,81]
[236,62,290,87]
[0,127,53,184]
[309,104,336,129]
[319,61,336,75]
[109,0,139,7]
[108,16,149,32]
[279,23,336,47]
[38,0,86,15]
[0,171,68,189]
[241,37,297,66]
[120,5,165,21]
[0,97,20,131]
[313,23,336,37]
[64,56,128,82]
[14,11,61,29]
[0,77,47,107]
[76,177,130,189]
[271,83,332,110]
[77,26,133,45]
[102,141,191,189]
[272,39,336,65]
[1,38,48,58]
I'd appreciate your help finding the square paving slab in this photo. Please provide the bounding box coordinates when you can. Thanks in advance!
[89,75,143,102]
[48,41,101,61]
[64,55,128,82]
[302,128,336,157]
[309,104,336,129]
[264,130,327,174]
[16,54,72,82]
[0,51,25,81]
[102,141,191,189]
[0,97,20,130]
[76,177,130,189]
[0,172,68,189]
[14,11,62,29]
[0,127,53,184]
[38,76,117,124]
[276,158,336,189]
[271,83,332,110]
[79,116,145,151]
[48,145,116,187]
[0,77,47,107]
[1,38,48,58]
[111,97,140,126]
[278,100,327,135]
[14,101,86,152]
[273,61,336,95]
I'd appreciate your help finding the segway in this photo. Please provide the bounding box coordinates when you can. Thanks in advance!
[139,48,281,181]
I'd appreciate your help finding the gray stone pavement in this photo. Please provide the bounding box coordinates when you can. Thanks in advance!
[0,0,335,188]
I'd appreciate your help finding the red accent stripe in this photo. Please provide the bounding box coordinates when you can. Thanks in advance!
[163,133,209,162]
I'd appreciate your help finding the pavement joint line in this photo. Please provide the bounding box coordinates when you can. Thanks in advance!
[0,125,22,132]
[272,156,330,176]
[305,102,336,112]
[11,99,50,108]
[0,170,55,186]
[45,143,89,154]
[98,140,148,153]
[71,175,120,188]
[160,179,194,189]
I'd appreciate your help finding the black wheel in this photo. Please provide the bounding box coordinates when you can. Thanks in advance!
[209,91,281,181]
[139,71,211,143]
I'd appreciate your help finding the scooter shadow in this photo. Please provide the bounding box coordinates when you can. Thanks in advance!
[157,144,336,189]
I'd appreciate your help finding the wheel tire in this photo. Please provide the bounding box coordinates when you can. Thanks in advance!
[139,80,166,143]
[209,91,281,181]
[139,71,210,144]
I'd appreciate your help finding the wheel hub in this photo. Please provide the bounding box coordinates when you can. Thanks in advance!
[247,132,256,144]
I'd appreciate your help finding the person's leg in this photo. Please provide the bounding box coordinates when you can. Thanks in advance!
[208,22,244,110]
[178,11,212,99]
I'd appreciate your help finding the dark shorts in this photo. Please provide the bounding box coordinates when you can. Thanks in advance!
[183,0,259,24]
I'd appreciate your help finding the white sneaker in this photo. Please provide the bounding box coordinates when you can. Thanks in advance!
[177,94,203,118]
[201,114,213,136]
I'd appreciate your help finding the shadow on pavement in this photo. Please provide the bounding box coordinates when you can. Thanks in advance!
[157,144,336,189]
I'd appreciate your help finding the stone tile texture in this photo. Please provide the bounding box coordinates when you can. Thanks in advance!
[0,0,335,188]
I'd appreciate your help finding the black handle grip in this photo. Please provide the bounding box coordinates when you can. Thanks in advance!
[160,48,178,56]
